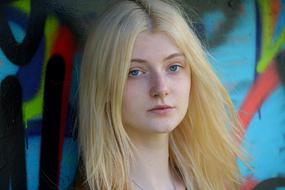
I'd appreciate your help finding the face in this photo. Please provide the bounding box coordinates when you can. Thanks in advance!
[122,31,191,136]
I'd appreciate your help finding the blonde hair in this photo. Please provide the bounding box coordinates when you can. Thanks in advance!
[79,0,245,189]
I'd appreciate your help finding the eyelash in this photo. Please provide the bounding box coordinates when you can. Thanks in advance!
[128,69,144,77]
[128,64,183,77]
[168,64,182,72]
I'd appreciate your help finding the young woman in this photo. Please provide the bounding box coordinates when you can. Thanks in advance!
[78,0,245,189]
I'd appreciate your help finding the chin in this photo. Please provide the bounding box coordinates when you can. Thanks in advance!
[149,122,179,134]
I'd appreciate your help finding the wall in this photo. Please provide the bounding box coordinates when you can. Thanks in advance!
[0,0,284,189]
[193,1,285,189]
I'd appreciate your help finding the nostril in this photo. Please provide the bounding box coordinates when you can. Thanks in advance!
[149,73,169,98]
[150,85,169,98]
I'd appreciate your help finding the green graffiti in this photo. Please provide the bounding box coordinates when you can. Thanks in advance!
[11,0,31,14]
[23,16,59,127]
[257,28,285,72]
[256,0,285,73]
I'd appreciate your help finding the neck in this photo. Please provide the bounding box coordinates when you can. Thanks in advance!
[128,130,175,190]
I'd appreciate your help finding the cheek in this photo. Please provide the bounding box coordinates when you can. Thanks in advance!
[123,80,148,101]
[178,73,191,94]
[177,75,191,109]
[176,83,190,124]
[122,82,143,114]
[123,83,137,104]
[122,84,145,128]
[180,86,190,107]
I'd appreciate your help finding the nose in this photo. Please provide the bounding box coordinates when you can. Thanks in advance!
[149,72,169,98]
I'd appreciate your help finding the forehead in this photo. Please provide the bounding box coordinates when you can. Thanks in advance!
[131,31,182,60]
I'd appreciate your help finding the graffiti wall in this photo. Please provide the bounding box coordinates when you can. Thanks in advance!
[193,0,285,189]
[0,0,284,189]
[191,0,285,189]
[0,0,81,189]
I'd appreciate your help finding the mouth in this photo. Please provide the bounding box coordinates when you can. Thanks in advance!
[148,105,174,114]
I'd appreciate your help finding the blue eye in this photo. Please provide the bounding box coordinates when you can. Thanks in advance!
[169,65,181,72]
[128,69,142,77]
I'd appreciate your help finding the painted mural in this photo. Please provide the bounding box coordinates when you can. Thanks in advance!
[0,0,80,189]
[0,0,284,189]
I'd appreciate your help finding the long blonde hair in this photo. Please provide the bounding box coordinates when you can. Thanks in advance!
[79,0,245,189]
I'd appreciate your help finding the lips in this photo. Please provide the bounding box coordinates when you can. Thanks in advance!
[148,105,174,114]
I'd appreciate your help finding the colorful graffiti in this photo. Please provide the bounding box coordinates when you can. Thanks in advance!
[196,0,285,189]
[0,0,284,189]
[0,0,79,189]
[238,0,285,189]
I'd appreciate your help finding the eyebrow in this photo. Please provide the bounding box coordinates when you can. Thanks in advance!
[131,53,185,63]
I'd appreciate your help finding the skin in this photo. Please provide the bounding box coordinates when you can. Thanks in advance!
[122,31,190,190]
